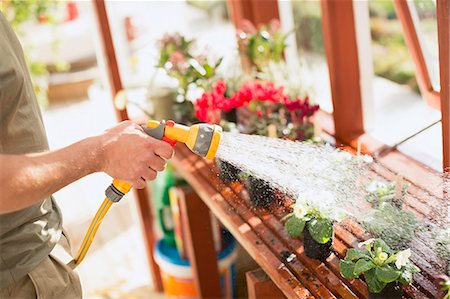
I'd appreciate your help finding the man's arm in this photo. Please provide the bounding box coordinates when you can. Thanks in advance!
[0,121,174,214]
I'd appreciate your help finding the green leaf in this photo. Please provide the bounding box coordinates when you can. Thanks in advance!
[398,271,413,285]
[340,260,358,279]
[285,217,305,238]
[354,259,376,276]
[375,265,401,283]
[365,268,387,293]
[374,239,392,254]
[307,218,333,244]
[345,248,370,262]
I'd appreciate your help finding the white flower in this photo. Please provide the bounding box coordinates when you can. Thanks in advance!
[186,85,205,102]
[379,252,388,262]
[291,199,307,219]
[358,238,375,250]
[366,181,386,193]
[296,190,347,222]
[395,249,412,269]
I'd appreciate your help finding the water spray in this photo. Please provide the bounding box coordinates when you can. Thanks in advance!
[68,120,222,268]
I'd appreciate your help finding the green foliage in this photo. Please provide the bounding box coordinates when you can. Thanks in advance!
[283,200,334,244]
[433,228,450,261]
[362,202,418,250]
[369,2,419,92]
[365,180,409,207]
[441,277,450,299]
[340,238,419,294]
[365,268,387,293]
[237,19,288,72]
[285,216,305,238]
[307,218,333,244]
[1,0,58,28]
[291,1,324,55]
[156,33,223,123]
[1,0,64,108]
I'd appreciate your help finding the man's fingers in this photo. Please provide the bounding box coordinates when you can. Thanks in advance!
[133,178,146,189]
[154,142,174,160]
[148,154,166,172]
[141,167,157,181]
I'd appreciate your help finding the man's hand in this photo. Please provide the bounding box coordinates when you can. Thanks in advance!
[98,121,174,189]
[0,121,175,213]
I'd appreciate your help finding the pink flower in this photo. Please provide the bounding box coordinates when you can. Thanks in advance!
[269,19,281,32]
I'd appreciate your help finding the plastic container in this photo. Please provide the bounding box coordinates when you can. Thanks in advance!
[151,165,185,246]
[155,235,237,299]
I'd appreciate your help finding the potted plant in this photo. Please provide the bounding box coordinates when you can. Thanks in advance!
[283,191,345,260]
[438,275,450,299]
[156,32,222,124]
[216,159,241,184]
[245,175,276,208]
[340,238,420,299]
[362,202,418,250]
[365,177,409,209]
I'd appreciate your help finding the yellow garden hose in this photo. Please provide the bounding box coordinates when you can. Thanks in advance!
[68,180,132,269]
[67,120,222,269]
[69,198,113,268]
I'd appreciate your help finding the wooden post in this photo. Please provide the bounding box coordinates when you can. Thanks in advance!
[437,0,450,169]
[179,188,222,298]
[320,0,365,144]
[227,0,279,28]
[246,269,286,299]
[92,0,163,292]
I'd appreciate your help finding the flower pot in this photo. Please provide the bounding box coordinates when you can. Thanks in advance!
[303,225,333,260]
[148,86,175,121]
[368,282,403,299]
[246,176,276,208]
[221,108,238,123]
[216,159,241,183]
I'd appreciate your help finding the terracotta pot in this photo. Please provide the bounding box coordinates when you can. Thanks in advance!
[216,159,241,183]
[303,224,333,260]
[368,282,403,299]
[246,176,276,208]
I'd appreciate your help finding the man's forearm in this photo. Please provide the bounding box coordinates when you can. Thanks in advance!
[0,137,103,214]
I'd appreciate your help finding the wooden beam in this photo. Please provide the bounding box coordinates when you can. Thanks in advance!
[179,188,222,298]
[246,268,286,299]
[394,0,440,110]
[437,0,450,169]
[92,0,163,292]
[92,0,128,121]
[320,0,364,144]
[227,0,279,28]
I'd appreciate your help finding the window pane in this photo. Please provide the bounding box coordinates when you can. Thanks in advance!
[281,0,332,112]
[408,0,440,91]
[368,0,442,171]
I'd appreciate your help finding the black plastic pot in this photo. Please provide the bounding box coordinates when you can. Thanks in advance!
[368,282,403,299]
[303,225,333,260]
[246,176,276,208]
[216,159,241,183]
[221,108,237,123]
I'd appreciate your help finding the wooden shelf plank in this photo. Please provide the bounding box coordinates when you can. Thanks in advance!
[172,144,445,299]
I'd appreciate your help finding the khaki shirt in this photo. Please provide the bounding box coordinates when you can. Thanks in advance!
[0,12,62,289]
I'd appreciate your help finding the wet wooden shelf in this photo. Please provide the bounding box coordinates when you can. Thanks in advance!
[172,144,446,299]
